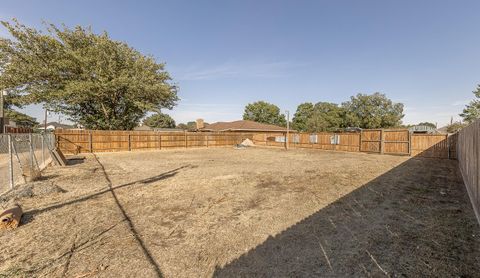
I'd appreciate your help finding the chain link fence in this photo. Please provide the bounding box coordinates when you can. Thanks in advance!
[0,133,55,194]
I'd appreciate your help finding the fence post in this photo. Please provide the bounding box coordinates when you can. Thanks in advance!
[89,132,93,153]
[184,131,187,148]
[408,132,412,156]
[206,133,209,147]
[8,134,14,190]
[128,134,131,151]
[446,134,450,159]
[380,129,384,154]
[41,134,45,166]
[358,132,362,152]
[28,133,36,170]
[159,134,162,150]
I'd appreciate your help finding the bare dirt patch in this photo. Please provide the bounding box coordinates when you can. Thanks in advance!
[0,147,479,277]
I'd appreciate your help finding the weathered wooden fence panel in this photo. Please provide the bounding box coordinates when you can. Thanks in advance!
[383,130,410,155]
[56,129,454,159]
[335,133,361,152]
[56,130,252,154]
[360,130,381,153]
[456,120,480,224]
[411,134,449,158]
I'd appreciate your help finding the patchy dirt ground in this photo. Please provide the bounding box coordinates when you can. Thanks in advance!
[0,147,479,277]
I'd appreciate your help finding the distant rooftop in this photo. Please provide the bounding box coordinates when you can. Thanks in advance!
[37,121,74,130]
[199,120,289,132]
[409,125,438,134]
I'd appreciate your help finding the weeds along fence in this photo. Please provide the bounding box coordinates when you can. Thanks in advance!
[0,133,55,194]
[456,120,480,224]
[56,129,457,159]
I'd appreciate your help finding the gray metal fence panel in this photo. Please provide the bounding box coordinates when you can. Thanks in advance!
[0,133,55,195]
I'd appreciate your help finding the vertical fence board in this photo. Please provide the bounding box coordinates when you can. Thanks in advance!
[456,120,480,225]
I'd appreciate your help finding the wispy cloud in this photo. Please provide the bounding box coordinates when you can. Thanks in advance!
[166,101,244,123]
[174,60,303,81]
[169,109,241,124]
[451,99,470,106]
[402,104,463,127]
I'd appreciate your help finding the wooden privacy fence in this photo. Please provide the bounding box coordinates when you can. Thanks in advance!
[360,129,410,155]
[252,132,361,152]
[4,126,33,133]
[55,129,457,159]
[56,130,253,154]
[252,130,455,158]
[456,120,480,224]
[411,134,457,159]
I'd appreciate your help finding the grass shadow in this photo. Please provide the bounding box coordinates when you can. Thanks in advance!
[24,165,190,218]
[213,156,480,277]
[92,153,164,277]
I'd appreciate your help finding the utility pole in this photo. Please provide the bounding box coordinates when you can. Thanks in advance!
[44,108,48,132]
[286,110,290,150]
[0,90,5,133]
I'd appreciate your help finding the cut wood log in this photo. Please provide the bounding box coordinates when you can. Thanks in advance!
[0,205,23,230]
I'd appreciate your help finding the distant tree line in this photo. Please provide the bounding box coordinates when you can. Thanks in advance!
[242,93,404,132]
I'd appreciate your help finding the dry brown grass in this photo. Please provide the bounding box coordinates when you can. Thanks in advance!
[0,147,479,277]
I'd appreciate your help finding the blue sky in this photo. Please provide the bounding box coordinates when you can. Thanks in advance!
[1,0,480,127]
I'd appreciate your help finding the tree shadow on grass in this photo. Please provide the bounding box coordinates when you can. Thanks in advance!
[24,164,192,218]
[214,157,480,277]
[22,160,194,277]
[92,154,165,277]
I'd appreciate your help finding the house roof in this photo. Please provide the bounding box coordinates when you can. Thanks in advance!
[409,125,437,133]
[38,121,74,129]
[200,120,289,132]
[134,125,153,131]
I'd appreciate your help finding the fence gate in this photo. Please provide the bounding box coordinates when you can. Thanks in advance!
[360,130,382,153]
[360,129,410,155]
[383,130,410,155]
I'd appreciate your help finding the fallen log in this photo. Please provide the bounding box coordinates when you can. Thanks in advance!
[0,205,23,230]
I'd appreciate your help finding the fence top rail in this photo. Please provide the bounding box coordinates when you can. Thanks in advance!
[359,129,410,132]
[411,134,448,137]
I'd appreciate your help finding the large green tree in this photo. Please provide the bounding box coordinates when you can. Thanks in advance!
[143,112,176,128]
[417,122,437,129]
[0,19,178,130]
[446,121,466,133]
[5,109,38,127]
[292,102,314,132]
[460,85,480,123]
[307,102,345,132]
[292,102,345,132]
[243,101,286,126]
[342,93,404,129]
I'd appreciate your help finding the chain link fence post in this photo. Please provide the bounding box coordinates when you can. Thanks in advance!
[8,134,14,190]
[41,133,45,166]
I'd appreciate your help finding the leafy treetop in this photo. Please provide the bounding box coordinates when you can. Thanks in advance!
[342,93,404,129]
[0,19,178,130]
[5,109,38,127]
[243,101,286,127]
[460,85,480,123]
[142,112,176,128]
